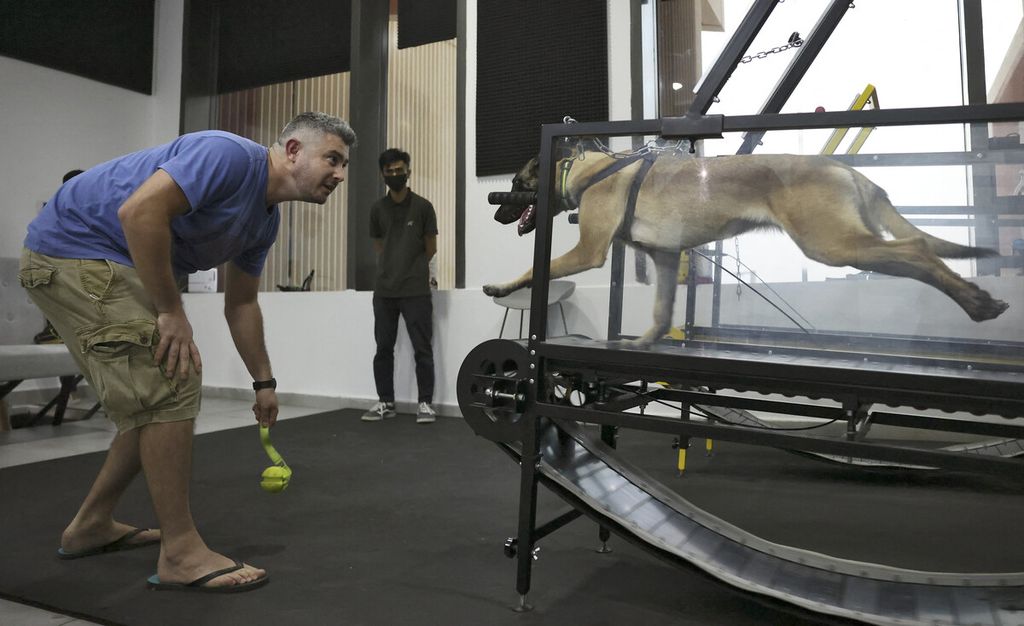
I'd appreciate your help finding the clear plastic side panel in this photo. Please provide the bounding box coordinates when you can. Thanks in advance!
[490,122,1024,367]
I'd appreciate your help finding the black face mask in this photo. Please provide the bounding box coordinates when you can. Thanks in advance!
[384,174,408,192]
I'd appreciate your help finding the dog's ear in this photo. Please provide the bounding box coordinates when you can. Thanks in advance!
[525,157,539,184]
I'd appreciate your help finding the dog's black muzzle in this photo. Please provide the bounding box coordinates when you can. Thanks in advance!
[490,173,538,235]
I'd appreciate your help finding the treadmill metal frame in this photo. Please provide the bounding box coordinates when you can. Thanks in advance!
[469,0,1024,614]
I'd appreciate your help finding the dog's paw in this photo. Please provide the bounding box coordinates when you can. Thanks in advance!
[626,337,655,348]
[970,298,1009,322]
[627,331,661,348]
[483,284,507,298]
[965,289,1009,322]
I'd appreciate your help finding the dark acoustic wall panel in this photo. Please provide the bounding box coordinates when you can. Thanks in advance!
[0,0,154,94]
[397,0,457,49]
[217,0,352,94]
[476,0,607,177]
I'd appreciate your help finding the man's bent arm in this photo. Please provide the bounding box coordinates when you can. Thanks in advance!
[118,170,190,315]
[118,170,200,379]
[424,234,437,260]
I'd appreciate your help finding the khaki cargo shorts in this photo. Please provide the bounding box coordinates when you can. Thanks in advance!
[18,248,202,432]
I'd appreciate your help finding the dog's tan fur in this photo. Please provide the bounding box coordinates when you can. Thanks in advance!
[483,151,1008,343]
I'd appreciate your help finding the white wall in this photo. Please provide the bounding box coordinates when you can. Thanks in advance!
[0,0,183,258]
[184,273,1024,414]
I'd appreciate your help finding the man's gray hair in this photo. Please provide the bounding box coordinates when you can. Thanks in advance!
[278,111,357,147]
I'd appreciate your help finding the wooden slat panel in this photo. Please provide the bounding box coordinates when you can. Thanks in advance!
[215,22,455,292]
[387,18,457,290]
[217,75,350,291]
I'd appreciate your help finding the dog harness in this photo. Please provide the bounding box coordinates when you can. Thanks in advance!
[560,151,658,238]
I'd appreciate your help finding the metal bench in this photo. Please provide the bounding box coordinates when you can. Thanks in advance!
[0,256,96,429]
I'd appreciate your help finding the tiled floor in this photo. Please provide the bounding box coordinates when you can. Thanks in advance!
[0,397,326,625]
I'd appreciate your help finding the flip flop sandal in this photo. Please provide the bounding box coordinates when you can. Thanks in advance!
[146,560,269,594]
[57,528,159,559]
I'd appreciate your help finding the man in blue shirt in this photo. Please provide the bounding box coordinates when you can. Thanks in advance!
[19,112,355,593]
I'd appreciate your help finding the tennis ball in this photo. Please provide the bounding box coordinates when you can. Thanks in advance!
[260,465,290,493]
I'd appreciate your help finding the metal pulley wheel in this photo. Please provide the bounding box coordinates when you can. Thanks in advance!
[456,339,533,443]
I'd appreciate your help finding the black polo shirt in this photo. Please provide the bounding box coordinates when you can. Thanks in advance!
[369,190,438,297]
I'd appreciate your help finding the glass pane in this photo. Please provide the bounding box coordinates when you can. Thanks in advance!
[501,120,1023,361]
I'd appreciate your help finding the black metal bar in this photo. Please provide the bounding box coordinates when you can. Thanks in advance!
[528,131,559,344]
[711,242,723,327]
[646,387,844,420]
[538,103,1024,145]
[647,387,1024,440]
[608,241,626,340]
[535,340,1024,418]
[962,0,1000,274]
[869,411,1024,439]
[519,119,555,608]
[624,0,645,334]
[27,393,61,427]
[0,380,21,400]
[50,375,78,426]
[81,402,102,421]
[688,0,780,115]
[737,0,852,154]
[455,0,466,288]
[499,308,509,339]
[514,414,542,603]
[539,405,1023,476]
[347,0,390,290]
[894,200,1024,215]
[533,509,584,542]
[724,103,1024,133]
[826,151,1024,167]
[595,391,648,413]
[683,253,697,337]
[597,423,617,547]
[687,324,1024,365]
[910,218,1024,228]
[179,0,219,135]
[630,0,644,124]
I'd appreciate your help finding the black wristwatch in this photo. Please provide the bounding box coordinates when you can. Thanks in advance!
[252,378,277,391]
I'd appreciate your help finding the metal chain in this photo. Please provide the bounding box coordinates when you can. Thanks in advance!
[740,32,803,63]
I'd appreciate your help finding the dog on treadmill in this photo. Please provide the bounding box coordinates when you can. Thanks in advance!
[484,150,1008,344]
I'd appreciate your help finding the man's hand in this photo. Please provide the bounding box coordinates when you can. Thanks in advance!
[253,389,279,428]
[154,309,202,380]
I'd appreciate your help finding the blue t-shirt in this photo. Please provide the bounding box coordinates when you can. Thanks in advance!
[25,131,279,277]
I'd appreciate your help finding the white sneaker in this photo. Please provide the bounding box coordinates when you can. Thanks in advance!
[362,401,396,421]
[416,402,437,424]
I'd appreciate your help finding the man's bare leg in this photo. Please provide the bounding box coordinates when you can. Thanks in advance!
[140,419,264,588]
[61,428,161,552]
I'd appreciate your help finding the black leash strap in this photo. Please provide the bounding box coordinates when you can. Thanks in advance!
[621,153,657,237]
[566,152,658,237]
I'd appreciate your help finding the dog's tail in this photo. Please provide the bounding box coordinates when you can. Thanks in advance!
[855,174,999,259]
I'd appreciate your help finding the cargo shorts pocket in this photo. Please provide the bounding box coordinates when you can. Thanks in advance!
[79,320,178,417]
[18,264,57,289]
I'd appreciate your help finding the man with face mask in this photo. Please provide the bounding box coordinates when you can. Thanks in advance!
[363,149,439,424]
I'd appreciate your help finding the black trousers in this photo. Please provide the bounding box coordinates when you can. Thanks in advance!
[372,294,434,403]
